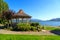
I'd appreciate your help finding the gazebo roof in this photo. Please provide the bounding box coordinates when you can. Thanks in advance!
[13,9,31,18]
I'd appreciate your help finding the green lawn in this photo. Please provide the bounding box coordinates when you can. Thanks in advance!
[0,34,60,40]
[44,27,57,30]
[43,26,60,30]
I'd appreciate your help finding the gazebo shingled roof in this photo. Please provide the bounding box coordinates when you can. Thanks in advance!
[12,10,31,18]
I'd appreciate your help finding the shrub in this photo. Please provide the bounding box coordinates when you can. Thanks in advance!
[17,23,31,31]
[0,24,5,29]
[30,22,39,27]
[6,27,13,30]
[30,26,37,31]
[11,27,18,31]
[8,23,41,31]
[37,26,42,31]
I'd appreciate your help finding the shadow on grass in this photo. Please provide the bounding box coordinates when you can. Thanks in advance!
[50,28,60,35]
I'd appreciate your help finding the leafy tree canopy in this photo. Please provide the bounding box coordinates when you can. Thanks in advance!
[0,0,9,14]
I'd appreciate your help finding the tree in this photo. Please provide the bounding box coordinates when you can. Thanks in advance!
[0,0,9,14]
[2,10,15,28]
[0,0,9,23]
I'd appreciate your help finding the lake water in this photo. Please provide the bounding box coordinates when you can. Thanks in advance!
[40,21,60,26]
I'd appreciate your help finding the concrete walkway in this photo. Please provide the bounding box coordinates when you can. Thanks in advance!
[0,29,55,35]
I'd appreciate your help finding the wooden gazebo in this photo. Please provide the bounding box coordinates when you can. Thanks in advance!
[12,9,31,23]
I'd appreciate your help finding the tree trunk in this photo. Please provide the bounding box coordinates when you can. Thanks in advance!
[7,20,9,28]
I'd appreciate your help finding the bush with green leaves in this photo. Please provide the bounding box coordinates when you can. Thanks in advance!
[7,22,41,31]
[30,22,39,27]
[30,26,37,31]
[17,23,31,31]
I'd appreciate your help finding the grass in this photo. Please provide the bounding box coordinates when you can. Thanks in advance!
[0,34,60,40]
[42,26,60,30]
[44,27,57,30]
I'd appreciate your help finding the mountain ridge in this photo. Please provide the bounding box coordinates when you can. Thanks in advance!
[48,18,60,21]
[31,18,60,22]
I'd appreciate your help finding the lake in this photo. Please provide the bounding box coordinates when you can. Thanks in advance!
[40,21,60,26]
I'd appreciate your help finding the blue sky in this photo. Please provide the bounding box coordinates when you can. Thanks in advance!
[5,0,60,20]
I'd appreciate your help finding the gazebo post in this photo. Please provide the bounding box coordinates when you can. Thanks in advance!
[16,18,18,23]
[11,19,12,24]
[29,18,31,23]
[18,18,19,23]
[22,18,23,23]
[26,18,29,24]
[10,19,13,26]
[17,19,18,23]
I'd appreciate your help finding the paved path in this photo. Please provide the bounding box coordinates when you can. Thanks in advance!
[0,29,55,35]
